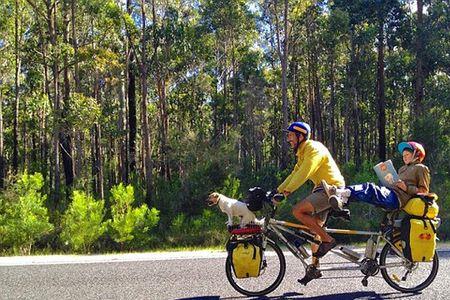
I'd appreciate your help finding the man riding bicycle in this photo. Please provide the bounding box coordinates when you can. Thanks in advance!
[274,121,345,284]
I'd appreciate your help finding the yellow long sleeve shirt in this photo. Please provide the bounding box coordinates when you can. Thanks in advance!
[278,140,345,193]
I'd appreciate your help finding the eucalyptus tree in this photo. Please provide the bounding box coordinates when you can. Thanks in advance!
[60,0,74,187]
[125,0,137,178]
[0,0,14,187]
[22,0,64,202]
[199,0,258,138]
[13,0,22,174]
[372,0,404,161]
[260,0,290,169]
[414,0,424,117]
[319,7,349,155]
[139,0,152,201]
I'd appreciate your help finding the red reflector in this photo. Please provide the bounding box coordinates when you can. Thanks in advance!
[419,233,432,240]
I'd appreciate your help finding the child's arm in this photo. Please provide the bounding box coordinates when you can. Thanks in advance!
[414,165,430,194]
[396,165,430,195]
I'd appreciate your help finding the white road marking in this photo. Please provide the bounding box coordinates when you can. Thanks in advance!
[0,251,227,266]
[0,250,295,267]
[1,248,447,267]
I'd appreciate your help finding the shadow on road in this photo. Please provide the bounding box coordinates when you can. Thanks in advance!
[176,291,422,300]
[437,250,450,258]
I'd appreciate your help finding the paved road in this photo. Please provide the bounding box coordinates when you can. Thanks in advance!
[1,250,449,300]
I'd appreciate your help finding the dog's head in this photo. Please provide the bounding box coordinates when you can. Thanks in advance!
[206,192,221,206]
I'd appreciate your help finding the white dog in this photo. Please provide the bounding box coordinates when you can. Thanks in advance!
[207,192,260,227]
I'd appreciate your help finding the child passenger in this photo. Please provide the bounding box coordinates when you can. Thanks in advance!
[322,141,430,210]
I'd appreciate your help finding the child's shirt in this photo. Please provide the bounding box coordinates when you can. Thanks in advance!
[392,162,430,207]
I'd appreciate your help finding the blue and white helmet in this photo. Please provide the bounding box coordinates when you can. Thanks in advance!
[284,121,311,139]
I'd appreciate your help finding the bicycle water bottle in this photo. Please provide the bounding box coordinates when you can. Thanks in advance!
[294,238,310,258]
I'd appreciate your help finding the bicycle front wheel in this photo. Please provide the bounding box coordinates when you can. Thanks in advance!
[225,239,286,297]
[379,236,439,293]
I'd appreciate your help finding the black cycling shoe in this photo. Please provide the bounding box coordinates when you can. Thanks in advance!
[329,208,351,221]
[313,239,337,258]
[298,265,322,286]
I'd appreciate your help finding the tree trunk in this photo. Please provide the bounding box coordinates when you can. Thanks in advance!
[313,71,323,141]
[61,0,74,187]
[306,12,316,138]
[232,38,238,128]
[127,0,137,175]
[141,0,153,202]
[328,51,336,155]
[13,0,21,174]
[414,0,424,117]
[22,100,27,169]
[152,0,169,180]
[274,0,289,170]
[47,0,61,203]
[71,0,83,178]
[157,76,170,180]
[118,76,128,183]
[308,11,323,142]
[291,58,300,120]
[349,34,360,166]
[376,18,386,161]
[92,77,104,199]
[71,0,80,90]
[0,88,5,188]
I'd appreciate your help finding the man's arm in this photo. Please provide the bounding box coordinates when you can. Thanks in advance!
[283,146,323,193]
[277,170,296,193]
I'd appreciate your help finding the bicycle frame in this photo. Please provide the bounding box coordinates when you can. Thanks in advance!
[265,217,409,273]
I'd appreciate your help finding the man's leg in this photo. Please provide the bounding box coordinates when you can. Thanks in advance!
[292,200,333,243]
[311,216,326,266]
[294,202,329,285]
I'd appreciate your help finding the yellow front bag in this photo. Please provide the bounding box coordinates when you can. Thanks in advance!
[228,237,263,278]
[401,217,438,262]
[403,194,439,219]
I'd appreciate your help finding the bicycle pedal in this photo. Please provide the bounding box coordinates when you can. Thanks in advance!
[361,276,369,287]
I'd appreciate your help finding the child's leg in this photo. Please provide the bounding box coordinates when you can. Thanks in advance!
[347,182,399,209]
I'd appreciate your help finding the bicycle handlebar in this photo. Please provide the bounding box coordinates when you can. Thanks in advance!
[263,193,284,221]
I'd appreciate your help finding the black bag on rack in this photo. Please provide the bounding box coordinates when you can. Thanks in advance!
[244,187,266,212]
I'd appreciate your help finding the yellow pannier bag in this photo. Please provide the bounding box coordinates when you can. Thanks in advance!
[227,235,263,278]
[401,217,438,262]
[403,194,439,219]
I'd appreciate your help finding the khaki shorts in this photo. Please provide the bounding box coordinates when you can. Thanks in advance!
[302,188,330,223]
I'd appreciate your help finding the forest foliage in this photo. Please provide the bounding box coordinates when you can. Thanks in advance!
[0,0,449,254]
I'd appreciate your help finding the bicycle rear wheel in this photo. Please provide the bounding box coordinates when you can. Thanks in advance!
[225,239,286,296]
[379,236,439,293]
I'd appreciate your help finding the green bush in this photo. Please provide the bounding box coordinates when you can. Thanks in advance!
[0,172,53,255]
[167,209,229,247]
[60,190,108,253]
[219,174,242,199]
[109,183,160,249]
